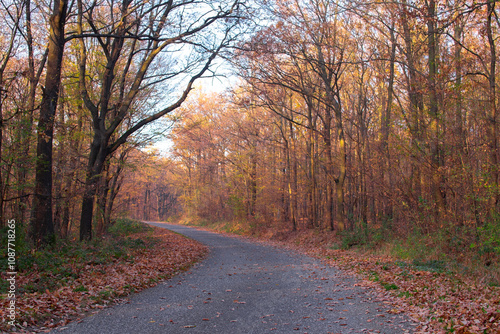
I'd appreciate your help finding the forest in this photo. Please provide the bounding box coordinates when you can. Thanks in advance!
[0,0,499,274]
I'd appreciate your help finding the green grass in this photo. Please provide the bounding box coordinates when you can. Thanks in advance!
[177,217,252,235]
[382,282,399,290]
[412,259,447,273]
[73,285,88,292]
[398,291,412,298]
[369,270,380,282]
[108,218,153,236]
[0,219,154,295]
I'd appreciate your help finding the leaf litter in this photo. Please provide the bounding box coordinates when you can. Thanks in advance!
[243,229,500,334]
[0,226,208,333]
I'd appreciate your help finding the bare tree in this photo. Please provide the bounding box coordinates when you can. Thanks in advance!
[75,0,245,240]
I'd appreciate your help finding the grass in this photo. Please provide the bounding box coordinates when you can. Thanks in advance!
[108,218,153,236]
[178,214,500,286]
[0,218,154,295]
[0,218,208,332]
[174,215,500,333]
[176,217,252,235]
[333,220,500,286]
[382,282,399,290]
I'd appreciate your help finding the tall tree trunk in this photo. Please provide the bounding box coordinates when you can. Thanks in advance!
[307,102,318,228]
[77,0,125,240]
[18,0,44,223]
[282,126,291,224]
[401,3,424,212]
[486,0,499,212]
[334,108,346,232]
[0,0,23,227]
[381,22,396,221]
[356,69,368,228]
[30,0,68,246]
[249,150,257,217]
[427,0,446,224]
[323,108,335,231]
[289,107,297,231]
[53,98,66,237]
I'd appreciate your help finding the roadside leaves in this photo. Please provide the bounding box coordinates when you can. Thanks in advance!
[0,227,208,333]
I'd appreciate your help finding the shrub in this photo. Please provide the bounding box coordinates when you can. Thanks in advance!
[475,215,500,255]
[108,218,152,236]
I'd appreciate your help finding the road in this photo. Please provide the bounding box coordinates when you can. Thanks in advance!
[56,223,415,333]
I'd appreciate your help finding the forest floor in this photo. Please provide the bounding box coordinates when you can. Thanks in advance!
[0,220,208,333]
[2,219,499,333]
[51,222,416,334]
[176,220,500,334]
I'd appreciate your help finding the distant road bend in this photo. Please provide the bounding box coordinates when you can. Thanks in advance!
[56,222,416,333]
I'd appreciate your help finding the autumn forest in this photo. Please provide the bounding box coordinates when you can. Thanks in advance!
[1,0,499,273]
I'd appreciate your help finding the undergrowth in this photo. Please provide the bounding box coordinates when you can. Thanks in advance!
[177,214,500,285]
[176,216,253,235]
[0,218,154,295]
[335,219,500,285]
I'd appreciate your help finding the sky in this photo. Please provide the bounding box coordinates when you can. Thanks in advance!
[148,74,236,156]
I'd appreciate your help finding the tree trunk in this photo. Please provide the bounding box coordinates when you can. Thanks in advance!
[289,108,298,231]
[53,99,66,237]
[427,0,446,224]
[486,0,499,212]
[18,0,44,224]
[381,22,396,221]
[105,164,123,227]
[80,135,108,241]
[96,163,111,235]
[401,3,424,212]
[30,0,68,246]
[307,102,318,228]
[249,150,257,217]
[334,109,346,232]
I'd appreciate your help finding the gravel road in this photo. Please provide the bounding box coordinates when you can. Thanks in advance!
[55,223,416,333]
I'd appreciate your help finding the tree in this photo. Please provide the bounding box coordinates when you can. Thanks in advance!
[0,0,24,227]
[30,0,69,246]
[237,0,354,231]
[76,0,245,240]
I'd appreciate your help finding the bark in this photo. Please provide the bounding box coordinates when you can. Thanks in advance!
[334,108,346,232]
[53,99,66,237]
[307,102,318,228]
[486,0,499,212]
[325,121,335,231]
[381,22,396,220]
[249,149,257,217]
[427,0,446,222]
[30,0,68,246]
[282,120,291,223]
[401,2,424,207]
[289,107,298,231]
[356,65,368,227]
[79,133,109,241]
[18,0,46,223]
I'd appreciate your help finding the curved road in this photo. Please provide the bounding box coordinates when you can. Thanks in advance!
[56,223,415,333]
